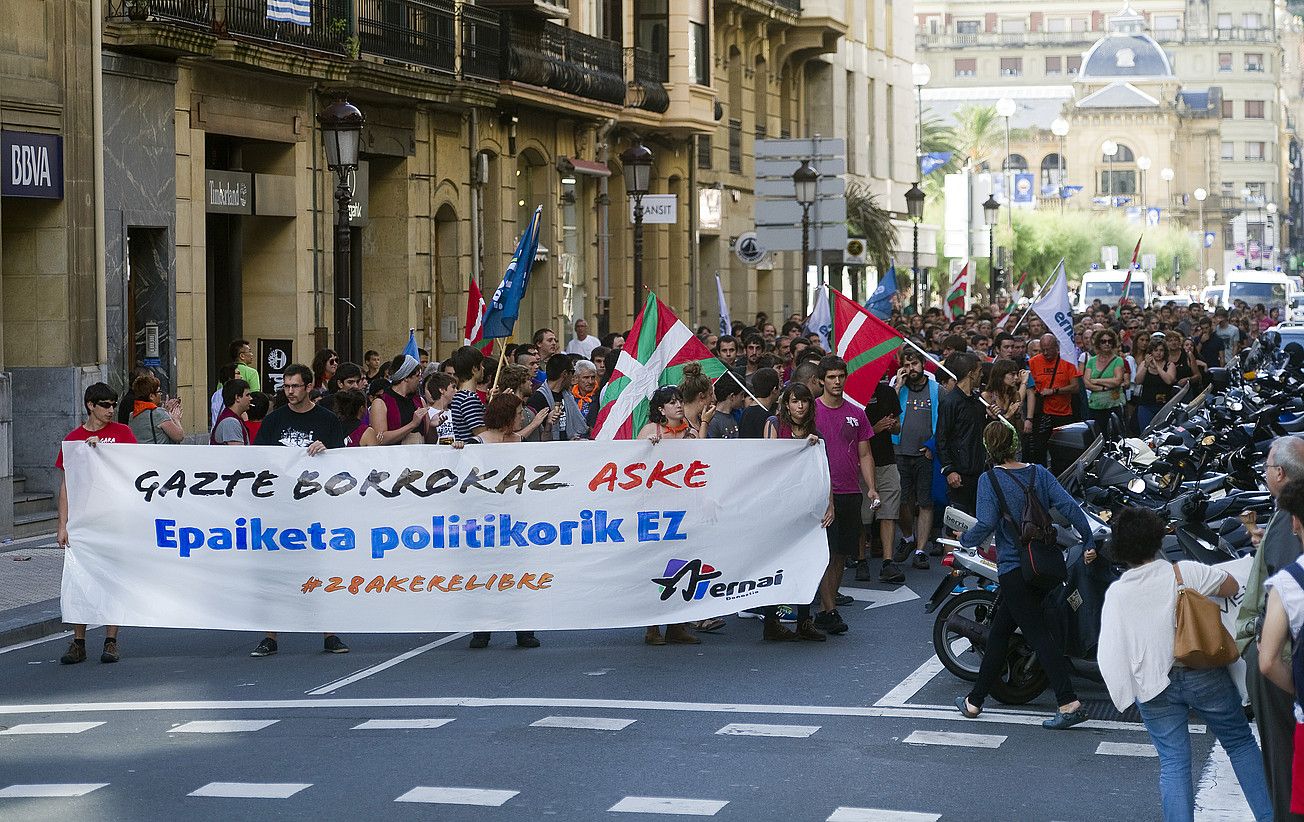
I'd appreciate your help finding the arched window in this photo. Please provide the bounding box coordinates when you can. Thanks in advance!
[1041,153,1065,189]
[1004,153,1028,171]
[1100,143,1135,163]
[1099,143,1137,196]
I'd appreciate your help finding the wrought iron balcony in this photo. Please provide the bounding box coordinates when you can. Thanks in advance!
[502,16,625,105]
[106,0,351,54]
[461,3,501,81]
[625,47,668,113]
[356,0,456,72]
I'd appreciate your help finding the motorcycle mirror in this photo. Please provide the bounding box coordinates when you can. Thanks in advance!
[1206,368,1232,389]
[1127,477,1146,495]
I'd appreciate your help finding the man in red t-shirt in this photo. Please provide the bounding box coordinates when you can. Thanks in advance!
[1023,334,1081,467]
[56,382,136,665]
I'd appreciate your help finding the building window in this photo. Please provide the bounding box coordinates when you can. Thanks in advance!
[728,119,741,173]
[697,135,712,170]
[1071,17,1089,32]
[1066,55,1081,75]
[1246,53,1264,72]
[1221,181,1235,199]
[1000,57,1023,77]
[1100,170,1137,195]
[1246,181,1266,199]
[1000,18,1026,34]
[1243,12,1262,29]
[1153,15,1180,30]
[1221,141,1234,160]
[954,58,976,77]
[956,19,981,34]
[1217,12,1232,29]
[1046,18,1066,33]
[689,22,709,85]
[1004,153,1029,171]
[1245,100,1265,119]
[1041,153,1066,189]
[1218,52,1232,72]
[1045,56,1062,76]
[1101,143,1134,163]
[1246,141,1265,161]
[1222,98,1234,118]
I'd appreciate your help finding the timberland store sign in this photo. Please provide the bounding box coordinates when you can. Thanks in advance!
[1,131,63,199]
[205,170,252,215]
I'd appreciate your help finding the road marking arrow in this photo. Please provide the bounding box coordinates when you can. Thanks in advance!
[841,585,920,610]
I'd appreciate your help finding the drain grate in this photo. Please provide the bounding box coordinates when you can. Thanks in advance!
[1080,699,1142,724]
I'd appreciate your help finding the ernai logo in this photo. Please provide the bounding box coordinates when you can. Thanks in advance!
[652,558,783,603]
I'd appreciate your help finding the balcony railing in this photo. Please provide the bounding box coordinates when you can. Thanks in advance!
[356,0,456,72]
[221,0,352,53]
[502,16,625,105]
[461,3,501,80]
[107,0,209,26]
[625,47,669,113]
[917,25,1275,49]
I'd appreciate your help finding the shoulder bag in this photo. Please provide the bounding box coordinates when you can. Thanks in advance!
[1172,563,1239,669]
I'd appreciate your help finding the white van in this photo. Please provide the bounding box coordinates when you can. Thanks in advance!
[1224,270,1292,314]
[1202,285,1226,308]
[1078,269,1151,309]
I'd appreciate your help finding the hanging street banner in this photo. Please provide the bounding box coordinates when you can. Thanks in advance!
[60,441,830,632]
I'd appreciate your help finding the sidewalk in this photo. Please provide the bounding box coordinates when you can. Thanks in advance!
[0,531,65,648]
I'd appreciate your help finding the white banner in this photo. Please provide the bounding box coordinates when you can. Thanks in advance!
[61,441,831,633]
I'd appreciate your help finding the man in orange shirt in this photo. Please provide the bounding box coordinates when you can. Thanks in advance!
[1023,333,1081,467]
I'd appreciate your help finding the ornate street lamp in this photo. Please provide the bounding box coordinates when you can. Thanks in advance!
[1194,186,1208,274]
[1051,117,1069,214]
[318,99,365,362]
[983,193,1000,300]
[793,159,819,284]
[1137,155,1151,211]
[906,183,925,311]
[620,141,654,306]
[1102,140,1119,210]
[1160,166,1174,209]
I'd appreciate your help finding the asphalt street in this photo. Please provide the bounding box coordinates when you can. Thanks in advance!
[0,564,1246,822]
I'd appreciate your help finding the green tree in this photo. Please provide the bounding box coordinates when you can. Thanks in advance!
[951,104,1003,172]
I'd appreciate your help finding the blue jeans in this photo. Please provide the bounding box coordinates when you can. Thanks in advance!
[1136,667,1274,822]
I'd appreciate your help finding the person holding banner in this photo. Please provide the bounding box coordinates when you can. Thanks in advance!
[371,355,428,446]
[251,363,350,658]
[57,382,136,665]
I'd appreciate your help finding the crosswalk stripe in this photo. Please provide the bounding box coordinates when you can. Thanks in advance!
[0,722,103,735]
[169,720,278,734]
[189,782,312,799]
[608,796,729,815]
[531,716,635,731]
[715,722,819,738]
[0,783,108,798]
[352,719,455,730]
[901,730,1005,749]
[827,808,942,822]
[395,786,518,806]
[1095,741,1158,757]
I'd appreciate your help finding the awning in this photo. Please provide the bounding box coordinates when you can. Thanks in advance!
[557,156,611,178]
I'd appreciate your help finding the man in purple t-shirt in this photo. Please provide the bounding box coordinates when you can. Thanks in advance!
[813,354,879,635]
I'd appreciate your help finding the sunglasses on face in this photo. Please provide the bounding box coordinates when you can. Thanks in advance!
[93,400,117,409]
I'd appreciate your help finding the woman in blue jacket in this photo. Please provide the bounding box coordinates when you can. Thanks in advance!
[954,420,1098,730]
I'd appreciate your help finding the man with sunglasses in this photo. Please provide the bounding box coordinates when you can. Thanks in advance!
[56,382,137,664]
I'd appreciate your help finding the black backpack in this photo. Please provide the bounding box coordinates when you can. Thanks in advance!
[988,467,1067,591]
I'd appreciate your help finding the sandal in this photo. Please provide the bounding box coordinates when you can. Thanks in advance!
[1042,708,1088,730]
[693,618,727,633]
[955,696,981,719]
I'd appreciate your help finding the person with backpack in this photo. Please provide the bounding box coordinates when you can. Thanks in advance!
[1099,506,1270,822]
[1261,478,1304,819]
[954,420,1096,730]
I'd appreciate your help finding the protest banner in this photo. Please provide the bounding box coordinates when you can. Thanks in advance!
[61,440,831,632]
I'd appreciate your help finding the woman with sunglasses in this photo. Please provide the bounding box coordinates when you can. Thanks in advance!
[638,384,705,645]
[310,349,339,398]
[1083,329,1127,436]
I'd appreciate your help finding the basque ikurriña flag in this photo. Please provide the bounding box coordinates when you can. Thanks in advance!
[591,292,729,440]
[482,205,542,340]
[942,261,969,321]
[1117,235,1143,317]
[829,288,905,409]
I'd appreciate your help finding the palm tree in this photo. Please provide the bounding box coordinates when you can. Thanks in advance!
[845,181,898,273]
[920,112,959,174]
[951,103,1003,171]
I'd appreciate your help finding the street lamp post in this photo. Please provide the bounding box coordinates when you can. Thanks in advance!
[912,63,931,177]
[1160,166,1174,210]
[793,159,819,285]
[1102,140,1119,210]
[906,183,925,312]
[983,193,1000,301]
[620,141,653,308]
[1268,201,1279,269]
[1051,117,1069,214]
[1194,186,1208,275]
[1137,155,1151,213]
[996,98,1015,243]
[318,99,365,362]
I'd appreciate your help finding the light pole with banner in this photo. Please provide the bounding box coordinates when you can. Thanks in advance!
[1051,117,1069,214]
[983,194,1000,301]
[318,99,365,362]
[1194,186,1208,274]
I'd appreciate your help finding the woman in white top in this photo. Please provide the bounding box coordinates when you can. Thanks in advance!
[1098,506,1271,822]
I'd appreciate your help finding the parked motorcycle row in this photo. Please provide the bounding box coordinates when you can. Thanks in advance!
[926,336,1304,705]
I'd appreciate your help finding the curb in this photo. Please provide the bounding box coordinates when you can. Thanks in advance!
[0,598,65,649]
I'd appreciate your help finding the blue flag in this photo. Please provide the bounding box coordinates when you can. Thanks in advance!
[865,262,897,320]
[1061,185,1083,199]
[482,205,543,340]
[919,152,951,175]
[403,329,419,360]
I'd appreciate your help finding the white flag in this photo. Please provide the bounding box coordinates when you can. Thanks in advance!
[805,286,831,351]
[1031,261,1080,363]
[715,274,732,336]
[267,0,311,26]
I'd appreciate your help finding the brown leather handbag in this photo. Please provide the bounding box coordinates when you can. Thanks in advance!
[1172,563,1238,669]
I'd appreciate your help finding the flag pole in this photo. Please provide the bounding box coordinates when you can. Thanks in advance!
[1009,258,1063,332]
[489,337,509,393]
[714,368,763,407]
[899,334,1017,435]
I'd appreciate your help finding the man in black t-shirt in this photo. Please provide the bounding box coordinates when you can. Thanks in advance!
[250,363,349,658]
[739,368,780,439]
[860,378,906,584]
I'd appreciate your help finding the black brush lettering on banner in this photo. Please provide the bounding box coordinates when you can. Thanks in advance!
[294,471,320,500]
[390,468,433,497]
[529,465,566,491]
[360,470,400,498]
[325,472,359,496]
[495,466,527,495]
[134,469,279,502]
[460,467,498,494]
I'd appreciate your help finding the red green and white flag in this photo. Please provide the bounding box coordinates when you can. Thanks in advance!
[996,270,1030,330]
[942,261,970,321]
[1117,235,1143,317]
[591,292,729,440]
[829,287,905,408]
